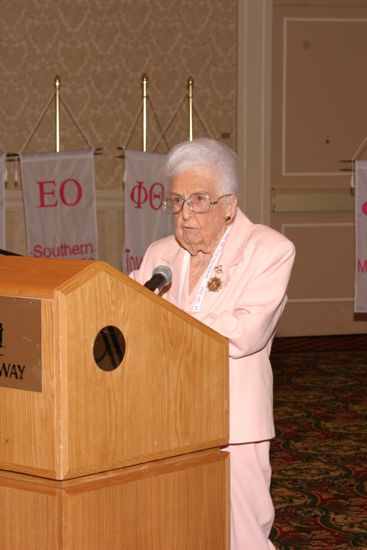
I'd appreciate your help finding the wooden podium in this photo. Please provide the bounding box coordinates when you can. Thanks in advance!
[0,257,229,549]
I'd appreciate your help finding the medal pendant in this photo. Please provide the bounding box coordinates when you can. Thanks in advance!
[207,276,222,292]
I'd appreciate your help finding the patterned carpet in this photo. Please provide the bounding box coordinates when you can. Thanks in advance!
[269,337,367,549]
[272,334,367,353]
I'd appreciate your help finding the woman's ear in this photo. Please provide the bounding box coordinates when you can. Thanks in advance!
[225,194,238,223]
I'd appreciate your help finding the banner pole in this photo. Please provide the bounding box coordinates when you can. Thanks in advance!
[142,74,148,152]
[188,76,194,141]
[55,75,61,152]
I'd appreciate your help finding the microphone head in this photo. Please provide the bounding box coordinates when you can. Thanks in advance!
[152,265,173,285]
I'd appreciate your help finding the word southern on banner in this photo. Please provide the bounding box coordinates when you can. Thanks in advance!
[0,153,5,248]
[123,149,173,273]
[355,160,367,312]
[20,149,98,260]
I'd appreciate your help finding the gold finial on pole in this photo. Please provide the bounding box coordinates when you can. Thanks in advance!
[55,75,61,152]
[187,76,194,142]
[142,73,148,152]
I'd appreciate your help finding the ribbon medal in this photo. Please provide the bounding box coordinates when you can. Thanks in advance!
[207,265,223,292]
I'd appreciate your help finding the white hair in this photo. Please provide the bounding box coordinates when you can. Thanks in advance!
[165,137,240,194]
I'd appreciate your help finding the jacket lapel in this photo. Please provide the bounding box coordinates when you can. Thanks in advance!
[197,210,254,312]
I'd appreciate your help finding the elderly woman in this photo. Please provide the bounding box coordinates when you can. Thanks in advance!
[131,138,295,549]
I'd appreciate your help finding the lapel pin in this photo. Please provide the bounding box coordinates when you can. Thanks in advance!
[207,265,223,292]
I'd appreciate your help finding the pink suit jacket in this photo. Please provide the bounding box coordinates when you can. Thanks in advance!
[131,208,295,444]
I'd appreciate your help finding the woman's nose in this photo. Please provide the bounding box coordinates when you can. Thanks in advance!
[181,200,192,219]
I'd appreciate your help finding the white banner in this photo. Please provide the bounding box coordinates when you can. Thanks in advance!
[355,160,367,312]
[0,153,5,249]
[20,149,98,260]
[123,149,173,273]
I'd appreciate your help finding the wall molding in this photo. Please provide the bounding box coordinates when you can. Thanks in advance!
[281,221,355,303]
[5,189,123,211]
[272,187,355,212]
[282,17,367,177]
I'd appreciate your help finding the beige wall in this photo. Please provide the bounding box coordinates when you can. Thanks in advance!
[272,0,367,335]
[6,0,364,336]
[1,0,236,267]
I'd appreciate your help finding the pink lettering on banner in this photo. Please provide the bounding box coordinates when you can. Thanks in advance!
[357,259,367,273]
[130,181,164,211]
[37,180,57,207]
[37,178,83,208]
[124,248,143,273]
[60,178,83,206]
[130,181,148,209]
[33,242,94,259]
[149,182,164,210]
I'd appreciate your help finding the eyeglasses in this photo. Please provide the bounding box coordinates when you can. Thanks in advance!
[163,192,232,214]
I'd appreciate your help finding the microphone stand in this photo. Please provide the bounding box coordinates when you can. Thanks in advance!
[0,249,22,256]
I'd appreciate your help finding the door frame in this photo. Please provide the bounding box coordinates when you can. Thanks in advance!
[237,0,273,225]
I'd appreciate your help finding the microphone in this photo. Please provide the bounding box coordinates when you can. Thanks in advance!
[144,265,172,292]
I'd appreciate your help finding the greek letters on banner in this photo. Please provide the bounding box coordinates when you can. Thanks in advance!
[20,149,98,260]
[0,153,5,248]
[123,149,173,273]
[355,160,367,312]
